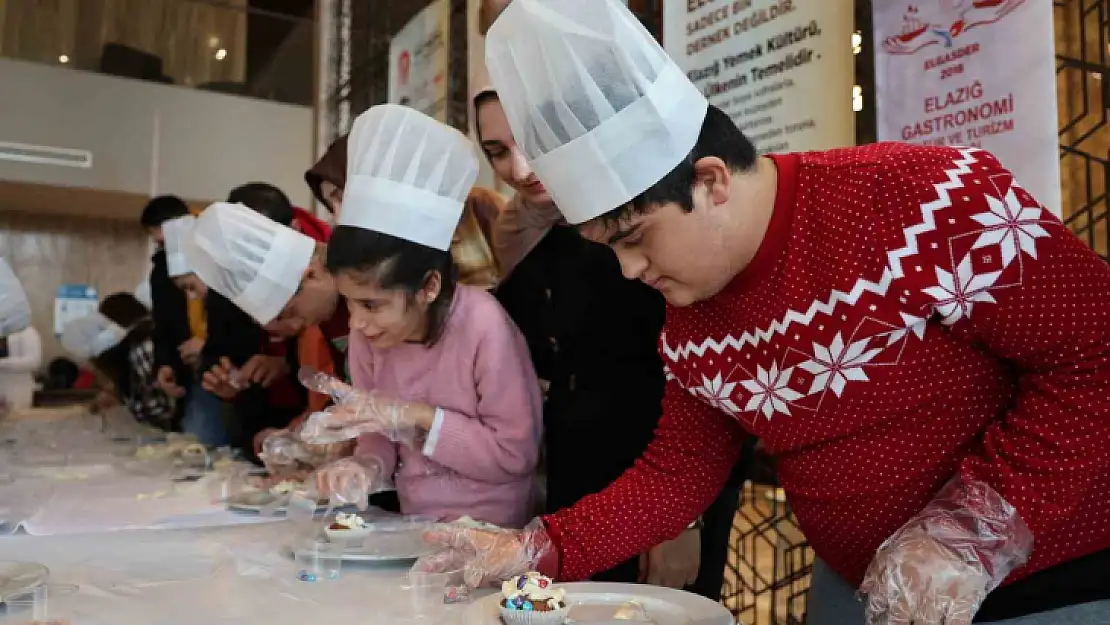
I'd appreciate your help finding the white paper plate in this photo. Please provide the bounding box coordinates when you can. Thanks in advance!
[463,582,735,625]
[0,562,49,602]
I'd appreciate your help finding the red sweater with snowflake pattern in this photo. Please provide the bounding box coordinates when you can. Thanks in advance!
[541,143,1110,593]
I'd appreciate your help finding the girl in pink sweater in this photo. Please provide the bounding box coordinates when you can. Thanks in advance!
[305,104,542,528]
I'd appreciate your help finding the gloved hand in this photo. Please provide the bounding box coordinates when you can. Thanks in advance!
[859,477,1034,625]
[311,456,389,510]
[297,367,425,446]
[413,518,553,588]
[639,528,701,589]
[259,429,315,475]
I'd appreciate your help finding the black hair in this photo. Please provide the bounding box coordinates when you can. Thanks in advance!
[326,226,458,346]
[472,90,501,147]
[228,183,294,226]
[593,104,757,226]
[139,196,189,228]
[99,292,149,329]
[47,357,80,389]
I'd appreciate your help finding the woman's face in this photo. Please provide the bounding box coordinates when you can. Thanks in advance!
[476,97,550,204]
[337,271,440,349]
[321,180,344,218]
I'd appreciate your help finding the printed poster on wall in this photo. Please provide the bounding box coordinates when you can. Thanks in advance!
[54,284,98,336]
[873,0,1061,216]
[663,0,856,154]
[389,0,451,121]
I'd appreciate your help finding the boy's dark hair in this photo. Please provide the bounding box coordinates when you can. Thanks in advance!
[228,183,294,226]
[139,196,189,228]
[595,104,757,226]
[326,226,458,346]
[99,292,149,329]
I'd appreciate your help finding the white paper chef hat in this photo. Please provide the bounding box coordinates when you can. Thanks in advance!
[185,202,315,325]
[341,104,479,251]
[485,0,708,224]
[61,313,127,360]
[0,258,31,337]
[162,215,196,278]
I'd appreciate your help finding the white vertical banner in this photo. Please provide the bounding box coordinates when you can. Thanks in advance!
[662,0,855,154]
[389,0,451,122]
[873,0,1061,217]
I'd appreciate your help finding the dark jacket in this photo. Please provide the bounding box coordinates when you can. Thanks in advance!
[149,250,191,384]
[495,226,668,580]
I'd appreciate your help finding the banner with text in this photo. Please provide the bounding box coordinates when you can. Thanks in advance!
[389,0,450,121]
[663,0,855,154]
[873,0,1060,216]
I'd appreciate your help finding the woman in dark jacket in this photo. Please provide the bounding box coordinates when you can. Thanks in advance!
[475,88,753,597]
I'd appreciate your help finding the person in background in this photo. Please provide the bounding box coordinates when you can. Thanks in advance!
[228,182,333,243]
[299,105,542,527]
[141,196,193,423]
[187,202,352,467]
[305,136,348,218]
[159,215,228,447]
[0,259,35,415]
[474,85,750,596]
[63,294,175,430]
[0,323,42,412]
[0,258,31,339]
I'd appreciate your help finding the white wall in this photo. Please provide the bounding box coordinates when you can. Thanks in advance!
[0,58,313,206]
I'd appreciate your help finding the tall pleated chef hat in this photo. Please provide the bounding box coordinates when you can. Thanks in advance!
[340,104,479,251]
[485,0,708,224]
[185,202,315,325]
[61,314,127,360]
[162,215,196,278]
[0,258,30,337]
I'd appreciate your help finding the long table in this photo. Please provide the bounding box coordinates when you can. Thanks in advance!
[0,408,482,624]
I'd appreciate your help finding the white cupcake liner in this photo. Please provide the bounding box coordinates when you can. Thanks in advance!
[499,604,569,625]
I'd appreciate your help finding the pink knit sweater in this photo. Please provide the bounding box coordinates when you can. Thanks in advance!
[351,285,542,528]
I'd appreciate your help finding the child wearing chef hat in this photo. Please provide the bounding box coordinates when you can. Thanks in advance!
[184,201,353,462]
[300,104,542,527]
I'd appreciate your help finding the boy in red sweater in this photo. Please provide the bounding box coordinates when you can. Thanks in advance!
[418,1,1110,623]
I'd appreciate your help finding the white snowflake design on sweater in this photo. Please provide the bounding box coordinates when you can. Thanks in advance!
[798,333,882,397]
[662,148,1057,422]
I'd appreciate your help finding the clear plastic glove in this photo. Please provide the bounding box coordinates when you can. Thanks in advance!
[259,430,315,475]
[412,518,553,588]
[311,456,389,510]
[859,477,1034,625]
[297,367,422,446]
[639,528,701,589]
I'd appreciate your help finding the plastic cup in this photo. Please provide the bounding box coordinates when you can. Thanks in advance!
[4,585,70,625]
[295,541,343,582]
[406,571,448,618]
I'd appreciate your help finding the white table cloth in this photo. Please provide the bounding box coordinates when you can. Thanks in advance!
[1,523,485,624]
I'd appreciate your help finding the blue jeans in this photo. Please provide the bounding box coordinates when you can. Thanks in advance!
[181,382,229,447]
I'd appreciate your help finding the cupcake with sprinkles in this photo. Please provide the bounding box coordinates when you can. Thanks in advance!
[499,571,568,625]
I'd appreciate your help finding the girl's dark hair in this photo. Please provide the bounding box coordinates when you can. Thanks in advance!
[472,90,501,146]
[326,226,459,346]
[99,293,149,329]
